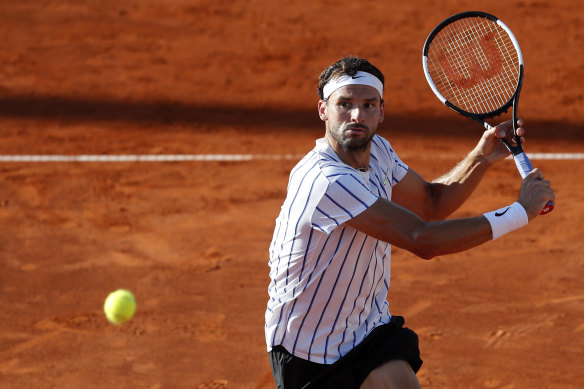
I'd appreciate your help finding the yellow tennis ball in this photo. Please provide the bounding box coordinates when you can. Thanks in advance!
[104,289,136,324]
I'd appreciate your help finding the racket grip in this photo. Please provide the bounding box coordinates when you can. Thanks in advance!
[513,152,554,215]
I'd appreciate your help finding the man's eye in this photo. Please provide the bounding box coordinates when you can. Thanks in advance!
[339,102,350,109]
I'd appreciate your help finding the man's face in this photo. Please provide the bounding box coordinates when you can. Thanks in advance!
[319,84,384,151]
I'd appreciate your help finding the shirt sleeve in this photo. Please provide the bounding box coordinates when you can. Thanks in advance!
[311,172,378,235]
[375,136,408,187]
[390,150,408,186]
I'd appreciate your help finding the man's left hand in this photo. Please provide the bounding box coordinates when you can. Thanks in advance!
[475,118,525,166]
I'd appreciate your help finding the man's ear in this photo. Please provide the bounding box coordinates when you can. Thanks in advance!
[378,100,385,124]
[318,100,328,121]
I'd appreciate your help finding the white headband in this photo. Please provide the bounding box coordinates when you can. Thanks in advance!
[322,71,384,100]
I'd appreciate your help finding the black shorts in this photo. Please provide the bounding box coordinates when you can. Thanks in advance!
[269,316,422,389]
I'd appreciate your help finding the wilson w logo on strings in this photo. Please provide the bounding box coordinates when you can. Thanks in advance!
[436,31,504,89]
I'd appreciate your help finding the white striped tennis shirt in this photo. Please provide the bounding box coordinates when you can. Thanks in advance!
[265,134,409,364]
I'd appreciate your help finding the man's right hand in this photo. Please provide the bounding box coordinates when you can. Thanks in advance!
[518,169,555,220]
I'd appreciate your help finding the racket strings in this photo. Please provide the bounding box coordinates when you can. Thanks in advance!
[427,17,520,115]
[433,18,513,110]
[439,19,516,112]
[436,19,514,111]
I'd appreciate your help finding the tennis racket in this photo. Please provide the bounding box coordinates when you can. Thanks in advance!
[422,11,553,214]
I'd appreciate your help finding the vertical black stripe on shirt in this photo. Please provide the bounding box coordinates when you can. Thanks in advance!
[307,229,360,362]
[269,157,310,265]
[337,242,378,357]
[291,226,348,359]
[356,242,386,337]
[283,175,320,292]
[276,227,327,348]
[322,233,370,363]
[272,159,319,294]
[352,240,382,348]
[371,249,389,316]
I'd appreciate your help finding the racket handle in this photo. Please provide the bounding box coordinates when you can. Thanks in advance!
[513,152,554,215]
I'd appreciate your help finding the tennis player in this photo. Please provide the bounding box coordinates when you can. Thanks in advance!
[265,56,554,389]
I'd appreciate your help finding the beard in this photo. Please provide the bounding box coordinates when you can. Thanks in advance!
[329,123,376,151]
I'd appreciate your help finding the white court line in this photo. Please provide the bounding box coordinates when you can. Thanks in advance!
[0,153,583,162]
[0,154,304,162]
[528,153,584,160]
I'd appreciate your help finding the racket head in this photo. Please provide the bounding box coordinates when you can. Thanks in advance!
[422,11,523,120]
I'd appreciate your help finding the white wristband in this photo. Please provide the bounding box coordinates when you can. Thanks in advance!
[483,202,528,240]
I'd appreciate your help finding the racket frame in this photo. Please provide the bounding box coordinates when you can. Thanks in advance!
[422,11,553,214]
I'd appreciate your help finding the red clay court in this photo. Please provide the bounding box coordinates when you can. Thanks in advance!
[0,1,582,388]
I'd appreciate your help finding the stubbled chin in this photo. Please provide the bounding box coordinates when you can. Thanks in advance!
[342,137,370,150]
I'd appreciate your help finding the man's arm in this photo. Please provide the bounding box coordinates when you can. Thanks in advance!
[347,169,554,259]
[392,120,525,221]
[347,197,492,259]
[391,153,488,221]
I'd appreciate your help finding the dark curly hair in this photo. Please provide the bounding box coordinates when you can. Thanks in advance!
[317,56,385,101]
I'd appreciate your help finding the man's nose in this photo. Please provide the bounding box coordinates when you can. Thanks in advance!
[350,107,366,123]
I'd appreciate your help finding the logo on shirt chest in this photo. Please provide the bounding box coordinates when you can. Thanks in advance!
[373,170,391,199]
